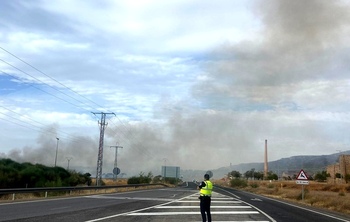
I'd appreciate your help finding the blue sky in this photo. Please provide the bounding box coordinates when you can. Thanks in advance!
[1,0,350,177]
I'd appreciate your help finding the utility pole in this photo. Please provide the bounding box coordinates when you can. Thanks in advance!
[54,137,59,167]
[110,145,123,181]
[92,112,115,186]
[163,158,168,181]
[336,150,344,181]
[66,157,73,170]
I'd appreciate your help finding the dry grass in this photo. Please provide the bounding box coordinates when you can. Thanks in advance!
[100,178,128,186]
[214,180,350,215]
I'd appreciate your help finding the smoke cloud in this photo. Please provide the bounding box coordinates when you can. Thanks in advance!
[3,0,350,178]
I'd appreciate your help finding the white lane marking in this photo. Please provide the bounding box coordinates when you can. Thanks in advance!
[157,206,251,209]
[179,200,242,203]
[85,191,270,221]
[187,196,233,198]
[249,193,350,222]
[215,187,277,222]
[215,186,241,199]
[84,195,175,202]
[84,193,195,222]
[0,196,83,206]
[127,211,260,216]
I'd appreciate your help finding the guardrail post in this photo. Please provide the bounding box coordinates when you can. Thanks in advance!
[45,191,48,198]
[12,193,15,200]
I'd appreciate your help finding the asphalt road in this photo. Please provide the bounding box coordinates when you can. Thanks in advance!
[215,185,350,222]
[0,182,349,222]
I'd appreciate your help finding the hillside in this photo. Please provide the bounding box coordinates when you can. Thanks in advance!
[181,150,350,181]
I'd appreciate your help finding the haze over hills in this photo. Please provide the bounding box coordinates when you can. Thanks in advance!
[182,150,350,181]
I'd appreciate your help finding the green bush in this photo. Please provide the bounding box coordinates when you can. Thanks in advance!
[0,165,20,188]
[152,175,162,183]
[165,177,179,185]
[314,171,330,182]
[250,182,259,188]
[0,158,92,188]
[127,172,153,184]
[230,178,247,188]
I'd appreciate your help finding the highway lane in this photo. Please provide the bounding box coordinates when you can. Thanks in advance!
[1,182,271,222]
[96,190,272,222]
[0,182,349,221]
[215,185,350,222]
[0,187,192,222]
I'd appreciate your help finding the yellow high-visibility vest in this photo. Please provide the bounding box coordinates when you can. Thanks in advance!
[200,180,213,196]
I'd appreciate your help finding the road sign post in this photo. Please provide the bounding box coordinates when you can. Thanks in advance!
[296,169,309,201]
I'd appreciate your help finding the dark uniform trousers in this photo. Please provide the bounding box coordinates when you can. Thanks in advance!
[199,195,211,222]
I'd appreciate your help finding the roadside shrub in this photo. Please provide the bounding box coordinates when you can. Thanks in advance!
[250,182,259,188]
[127,172,153,184]
[152,175,162,183]
[165,177,178,185]
[230,178,247,188]
[346,186,350,192]
[127,176,141,184]
[0,159,92,188]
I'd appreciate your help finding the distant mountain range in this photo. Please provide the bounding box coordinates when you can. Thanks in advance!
[181,150,350,181]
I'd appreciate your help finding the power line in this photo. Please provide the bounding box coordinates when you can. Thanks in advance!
[1,47,155,160]
[0,108,85,144]
[0,60,98,112]
[2,65,152,158]
[108,118,153,158]
[0,46,111,111]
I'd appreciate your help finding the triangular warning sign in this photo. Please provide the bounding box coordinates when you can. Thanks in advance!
[296,169,308,180]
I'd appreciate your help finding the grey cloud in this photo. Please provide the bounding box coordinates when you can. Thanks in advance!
[106,107,346,172]
[192,0,350,111]
[5,124,99,173]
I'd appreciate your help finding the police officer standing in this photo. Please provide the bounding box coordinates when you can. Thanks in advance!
[197,173,213,222]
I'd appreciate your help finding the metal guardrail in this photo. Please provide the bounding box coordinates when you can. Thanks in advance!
[0,183,168,200]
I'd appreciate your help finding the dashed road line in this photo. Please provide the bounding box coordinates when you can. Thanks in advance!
[127,211,260,216]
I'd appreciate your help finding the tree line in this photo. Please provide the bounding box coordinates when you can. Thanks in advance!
[228,169,337,183]
[127,172,181,185]
[228,169,278,181]
[0,158,91,189]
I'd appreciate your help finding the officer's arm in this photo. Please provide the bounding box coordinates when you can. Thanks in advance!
[198,181,206,188]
